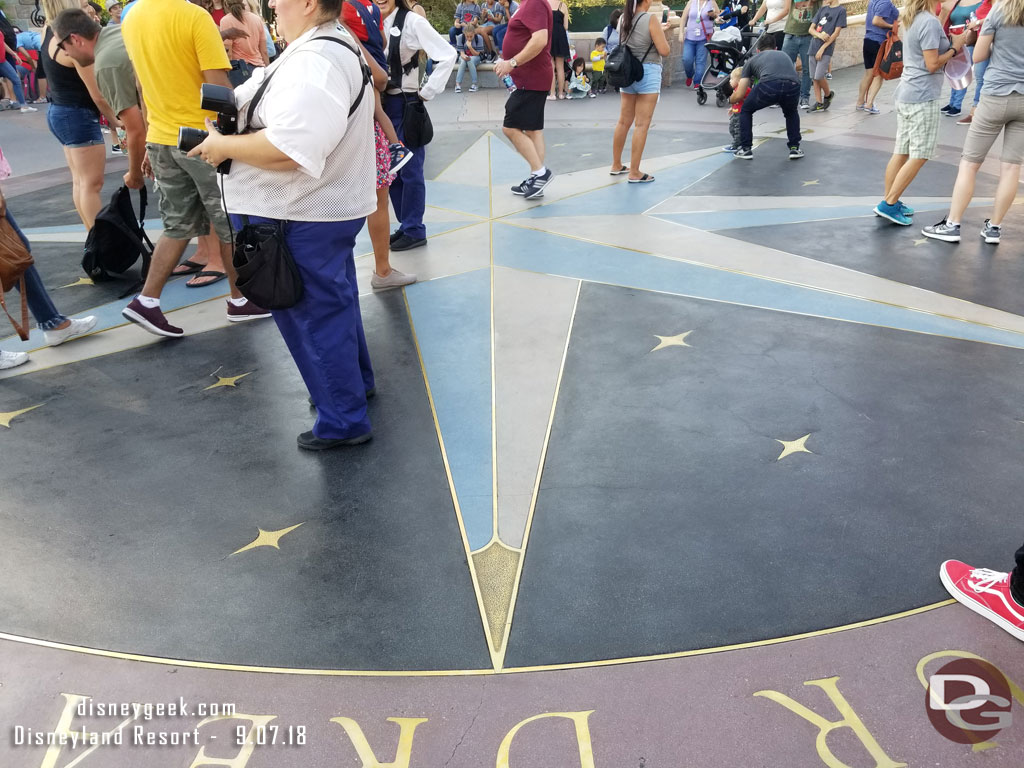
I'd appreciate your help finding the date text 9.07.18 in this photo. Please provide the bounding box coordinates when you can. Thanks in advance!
[236,725,307,746]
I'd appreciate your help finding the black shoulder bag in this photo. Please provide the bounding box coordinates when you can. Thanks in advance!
[605,12,654,88]
[231,34,370,310]
[387,8,433,149]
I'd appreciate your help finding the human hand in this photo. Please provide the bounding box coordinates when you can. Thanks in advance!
[222,27,248,40]
[950,31,967,49]
[494,59,513,77]
[815,49,823,60]
[142,149,154,180]
[123,170,145,190]
[186,118,230,168]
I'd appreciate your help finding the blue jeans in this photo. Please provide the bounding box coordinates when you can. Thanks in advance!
[948,45,974,111]
[740,79,801,150]
[0,59,27,106]
[494,23,508,49]
[973,57,988,108]
[5,210,67,330]
[230,215,374,440]
[682,37,708,83]
[782,33,812,101]
[383,93,427,240]
[456,55,480,84]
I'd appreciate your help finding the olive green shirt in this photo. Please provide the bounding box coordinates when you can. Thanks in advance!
[784,0,821,36]
[94,25,139,117]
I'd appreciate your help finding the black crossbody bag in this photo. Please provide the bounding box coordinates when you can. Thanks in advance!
[387,8,433,148]
[231,33,370,310]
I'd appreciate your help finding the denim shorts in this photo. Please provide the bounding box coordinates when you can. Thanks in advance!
[46,104,104,148]
[621,62,662,95]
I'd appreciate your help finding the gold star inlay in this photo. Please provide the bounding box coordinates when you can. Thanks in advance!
[0,404,42,428]
[204,372,251,391]
[231,523,304,556]
[776,434,813,461]
[60,277,94,288]
[912,238,929,247]
[651,331,693,352]
[802,179,820,187]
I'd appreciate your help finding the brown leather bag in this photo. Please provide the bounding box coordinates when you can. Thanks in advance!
[0,215,34,341]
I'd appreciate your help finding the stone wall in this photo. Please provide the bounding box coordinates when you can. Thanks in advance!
[6,0,42,28]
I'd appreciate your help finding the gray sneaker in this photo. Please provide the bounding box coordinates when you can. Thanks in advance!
[922,219,961,243]
[980,219,1001,244]
[371,268,417,290]
[799,98,810,110]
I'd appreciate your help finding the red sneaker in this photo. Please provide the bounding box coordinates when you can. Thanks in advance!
[685,77,693,87]
[940,560,1024,641]
[226,299,272,323]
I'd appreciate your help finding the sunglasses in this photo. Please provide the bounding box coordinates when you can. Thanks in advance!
[56,33,73,51]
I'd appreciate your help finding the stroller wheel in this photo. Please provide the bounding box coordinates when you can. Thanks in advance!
[716,90,728,107]
[697,88,708,106]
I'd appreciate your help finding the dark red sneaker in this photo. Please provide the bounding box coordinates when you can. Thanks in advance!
[226,299,272,323]
[122,298,184,337]
[940,560,1024,641]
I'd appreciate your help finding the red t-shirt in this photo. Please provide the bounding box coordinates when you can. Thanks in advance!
[210,7,226,25]
[501,0,552,91]
[341,0,382,42]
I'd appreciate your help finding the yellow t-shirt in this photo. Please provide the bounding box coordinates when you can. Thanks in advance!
[122,0,231,146]
[590,48,606,72]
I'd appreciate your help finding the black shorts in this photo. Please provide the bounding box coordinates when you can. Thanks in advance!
[863,38,882,70]
[503,89,547,131]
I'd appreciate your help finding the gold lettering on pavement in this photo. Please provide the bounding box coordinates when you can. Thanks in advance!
[39,693,137,768]
[189,714,277,768]
[495,710,596,768]
[755,677,906,768]
[329,716,428,768]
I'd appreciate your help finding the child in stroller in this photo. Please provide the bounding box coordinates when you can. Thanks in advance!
[696,24,763,106]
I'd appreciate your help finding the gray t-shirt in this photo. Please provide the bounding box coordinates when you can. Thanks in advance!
[740,49,800,83]
[619,12,662,64]
[895,13,950,104]
[807,4,847,57]
[980,6,1024,97]
[94,25,139,118]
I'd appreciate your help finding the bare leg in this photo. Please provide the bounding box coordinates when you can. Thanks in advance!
[947,158,981,222]
[374,91,400,145]
[865,75,884,109]
[186,226,227,286]
[218,238,242,300]
[369,185,393,277]
[62,146,85,225]
[857,67,874,106]
[612,93,637,171]
[991,162,1022,226]
[70,144,106,229]
[555,56,566,97]
[503,126,542,172]
[141,236,190,299]
[629,93,659,180]
[885,157,928,205]
[527,129,545,166]
[883,153,909,199]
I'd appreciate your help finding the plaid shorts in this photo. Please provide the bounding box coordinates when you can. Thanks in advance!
[148,143,231,243]
[894,99,941,160]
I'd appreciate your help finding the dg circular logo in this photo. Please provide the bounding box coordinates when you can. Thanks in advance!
[925,658,1013,744]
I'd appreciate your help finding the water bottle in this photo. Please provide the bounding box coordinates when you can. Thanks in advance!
[495,59,517,92]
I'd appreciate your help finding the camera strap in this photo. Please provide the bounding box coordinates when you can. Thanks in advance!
[244,33,371,130]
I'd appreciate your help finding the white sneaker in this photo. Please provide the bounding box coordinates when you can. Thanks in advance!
[20,105,38,113]
[43,315,97,346]
[0,350,29,369]
[371,268,417,290]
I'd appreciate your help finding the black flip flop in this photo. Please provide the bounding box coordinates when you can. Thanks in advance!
[627,173,655,184]
[186,270,227,288]
[172,259,205,276]
[609,167,629,175]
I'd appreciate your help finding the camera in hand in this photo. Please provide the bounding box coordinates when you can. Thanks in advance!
[177,83,238,173]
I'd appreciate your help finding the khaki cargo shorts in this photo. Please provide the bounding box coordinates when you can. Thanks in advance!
[962,92,1024,165]
[894,99,941,160]
[147,143,231,243]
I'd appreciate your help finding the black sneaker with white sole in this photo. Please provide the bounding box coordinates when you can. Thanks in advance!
[788,146,804,159]
[921,218,961,242]
[733,147,753,160]
[980,219,1001,244]
[511,179,530,195]
[389,143,413,174]
[524,168,553,199]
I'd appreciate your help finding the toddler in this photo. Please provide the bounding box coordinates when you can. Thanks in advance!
[722,68,744,152]
[567,57,593,98]
[589,38,607,94]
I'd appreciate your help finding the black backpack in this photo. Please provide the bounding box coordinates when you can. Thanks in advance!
[82,185,153,283]
[605,12,654,88]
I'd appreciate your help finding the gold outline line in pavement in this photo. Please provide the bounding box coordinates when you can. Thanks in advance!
[0,600,955,677]
[491,262,1024,354]
[490,222,499,544]
[431,129,495,181]
[494,219,1024,342]
[402,290,503,671]
[353,219,487,261]
[424,202,489,220]
[494,279,582,672]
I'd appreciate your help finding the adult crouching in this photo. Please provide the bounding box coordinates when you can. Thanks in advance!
[189,0,378,451]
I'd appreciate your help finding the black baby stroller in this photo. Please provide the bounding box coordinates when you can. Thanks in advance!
[696,25,764,106]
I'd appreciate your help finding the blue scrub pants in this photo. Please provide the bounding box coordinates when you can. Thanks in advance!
[231,215,374,440]
[383,92,427,241]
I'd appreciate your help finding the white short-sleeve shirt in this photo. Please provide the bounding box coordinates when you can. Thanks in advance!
[223,24,376,223]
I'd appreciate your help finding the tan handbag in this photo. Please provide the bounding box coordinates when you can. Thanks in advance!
[0,215,34,341]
